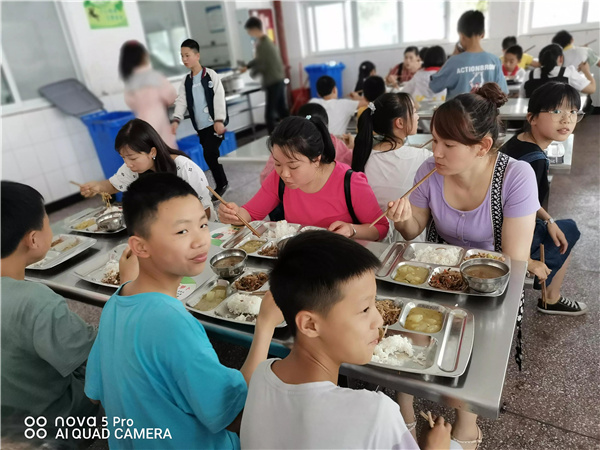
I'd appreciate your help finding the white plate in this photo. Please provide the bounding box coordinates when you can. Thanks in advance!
[26,235,97,270]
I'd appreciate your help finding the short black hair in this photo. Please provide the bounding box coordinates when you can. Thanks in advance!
[180,39,199,53]
[245,16,263,31]
[362,76,386,102]
[552,30,573,48]
[457,10,485,37]
[123,173,200,238]
[502,36,517,50]
[296,103,329,126]
[1,181,46,258]
[269,231,381,337]
[423,45,446,68]
[419,47,429,60]
[505,45,523,61]
[316,75,336,97]
[523,82,581,132]
[404,46,419,56]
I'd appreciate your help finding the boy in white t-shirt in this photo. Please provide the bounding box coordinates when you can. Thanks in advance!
[240,231,454,450]
[310,75,367,135]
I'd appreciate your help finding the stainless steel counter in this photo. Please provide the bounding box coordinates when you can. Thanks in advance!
[25,215,527,419]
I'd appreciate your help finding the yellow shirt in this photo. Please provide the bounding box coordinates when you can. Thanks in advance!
[500,53,534,69]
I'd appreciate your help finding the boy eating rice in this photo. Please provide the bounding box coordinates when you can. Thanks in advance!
[85,173,283,449]
[240,231,453,449]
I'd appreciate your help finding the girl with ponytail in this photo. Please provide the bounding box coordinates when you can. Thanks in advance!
[354,61,376,92]
[523,44,595,97]
[386,83,540,448]
[218,116,388,241]
[352,93,430,215]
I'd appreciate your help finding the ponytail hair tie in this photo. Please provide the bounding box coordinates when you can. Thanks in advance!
[305,115,312,120]
[367,102,376,112]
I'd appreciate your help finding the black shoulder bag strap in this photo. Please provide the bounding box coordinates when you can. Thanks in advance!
[344,170,359,225]
[278,177,285,202]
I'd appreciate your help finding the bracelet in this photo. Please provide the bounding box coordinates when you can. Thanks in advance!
[544,217,556,225]
[350,225,357,238]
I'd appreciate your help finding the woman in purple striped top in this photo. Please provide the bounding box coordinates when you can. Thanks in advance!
[385,83,539,449]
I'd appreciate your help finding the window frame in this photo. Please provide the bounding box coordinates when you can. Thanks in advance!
[1,1,84,116]
[303,1,355,54]
[523,0,599,36]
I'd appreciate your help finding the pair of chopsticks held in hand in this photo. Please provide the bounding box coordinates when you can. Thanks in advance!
[207,186,261,238]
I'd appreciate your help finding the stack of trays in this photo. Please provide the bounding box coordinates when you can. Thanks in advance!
[370,297,474,377]
[377,242,511,297]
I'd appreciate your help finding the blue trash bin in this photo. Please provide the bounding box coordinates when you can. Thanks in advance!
[81,110,135,179]
[305,62,346,99]
[177,135,209,171]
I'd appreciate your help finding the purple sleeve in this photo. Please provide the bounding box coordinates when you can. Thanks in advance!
[502,159,541,218]
[242,170,281,221]
[408,157,436,209]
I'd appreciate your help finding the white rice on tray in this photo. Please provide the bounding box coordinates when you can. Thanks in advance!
[265,220,297,240]
[372,335,426,366]
[411,246,462,266]
[226,293,262,320]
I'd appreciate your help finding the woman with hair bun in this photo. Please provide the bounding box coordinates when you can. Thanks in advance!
[386,83,539,449]
[218,116,388,241]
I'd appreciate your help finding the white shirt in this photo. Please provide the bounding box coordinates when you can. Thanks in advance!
[309,98,359,135]
[240,359,420,450]
[520,65,591,96]
[402,69,447,102]
[563,46,599,68]
[109,155,214,215]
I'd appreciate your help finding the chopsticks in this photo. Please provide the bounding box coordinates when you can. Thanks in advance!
[523,45,536,53]
[369,167,437,227]
[207,186,261,238]
[418,138,434,149]
[419,411,435,428]
[70,180,112,208]
[540,244,547,309]
[584,39,597,47]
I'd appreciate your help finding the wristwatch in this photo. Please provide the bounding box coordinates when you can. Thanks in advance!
[544,217,556,225]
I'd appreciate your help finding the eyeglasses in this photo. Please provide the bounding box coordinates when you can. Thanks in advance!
[540,109,585,123]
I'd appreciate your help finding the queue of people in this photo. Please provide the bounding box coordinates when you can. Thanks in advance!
[1,8,595,450]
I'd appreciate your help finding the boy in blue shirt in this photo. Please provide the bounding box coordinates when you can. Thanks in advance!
[85,173,283,449]
[430,10,508,99]
[172,38,229,198]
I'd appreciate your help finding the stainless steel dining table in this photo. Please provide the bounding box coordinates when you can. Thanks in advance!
[25,216,527,419]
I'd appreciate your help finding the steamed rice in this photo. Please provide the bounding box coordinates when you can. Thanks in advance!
[226,293,262,318]
[372,335,415,364]
[265,220,297,240]
[411,246,461,266]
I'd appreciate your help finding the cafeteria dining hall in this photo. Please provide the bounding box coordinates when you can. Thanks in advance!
[1,1,599,449]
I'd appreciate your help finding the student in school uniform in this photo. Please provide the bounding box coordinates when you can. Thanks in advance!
[430,10,508,99]
[85,173,284,449]
[522,44,596,98]
[309,76,367,136]
[552,29,600,69]
[500,36,539,69]
[502,45,527,83]
[171,39,229,198]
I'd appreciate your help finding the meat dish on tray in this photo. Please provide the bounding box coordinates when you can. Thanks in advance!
[233,272,268,291]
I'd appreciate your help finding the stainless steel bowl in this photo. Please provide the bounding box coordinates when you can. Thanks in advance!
[276,234,295,252]
[96,212,124,231]
[460,258,510,293]
[210,249,247,279]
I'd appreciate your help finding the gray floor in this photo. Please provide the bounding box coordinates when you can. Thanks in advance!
[57,118,600,450]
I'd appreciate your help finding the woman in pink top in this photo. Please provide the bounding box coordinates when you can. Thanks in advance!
[119,41,178,148]
[386,83,539,450]
[259,103,353,184]
[219,116,388,241]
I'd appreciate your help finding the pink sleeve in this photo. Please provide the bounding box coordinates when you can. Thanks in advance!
[243,169,281,221]
[160,76,178,106]
[349,171,389,240]
[260,155,276,185]
[332,135,353,166]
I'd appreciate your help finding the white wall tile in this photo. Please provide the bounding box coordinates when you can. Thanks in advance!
[62,162,86,194]
[23,175,53,203]
[1,152,24,181]
[44,168,72,200]
[55,136,78,165]
[2,115,31,151]
[15,148,44,179]
[27,113,52,145]
[81,157,105,182]
[2,131,13,153]
[35,141,62,173]
[72,131,98,163]
[45,109,70,139]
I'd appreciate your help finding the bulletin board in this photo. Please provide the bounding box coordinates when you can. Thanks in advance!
[84,1,128,29]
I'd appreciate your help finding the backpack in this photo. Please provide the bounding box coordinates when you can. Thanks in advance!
[524,67,568,98]
[269,169,359,223]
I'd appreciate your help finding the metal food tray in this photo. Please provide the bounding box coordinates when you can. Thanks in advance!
[26,235,97,270]
[221,221,324,259]
[66,206,126,234]
[369,297,474,378]
[185,269,285,328]
[73,244,129,288]
[376,242,511,297]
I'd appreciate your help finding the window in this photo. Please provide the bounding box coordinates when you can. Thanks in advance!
[138,1,188,77]
[1,70,14,105]
[357,1,398,48]
[401,1,445,42]
[587,0,599,22]
[1,1,78,103]
[306,2,353,53]
[530,0,584,29]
